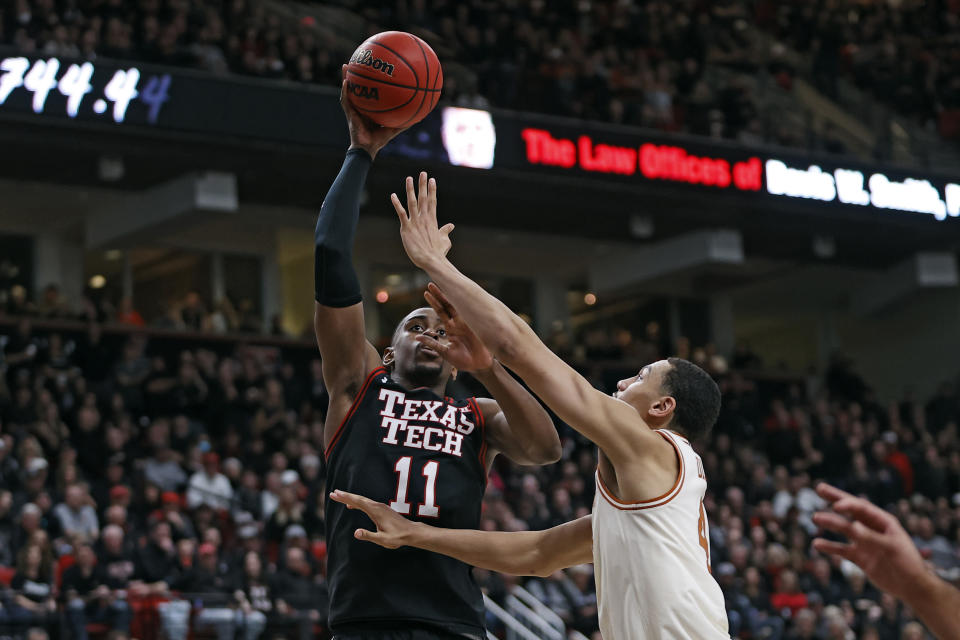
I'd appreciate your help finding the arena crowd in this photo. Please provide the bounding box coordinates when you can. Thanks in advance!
[0,306,957,639]
[3,0,958,156]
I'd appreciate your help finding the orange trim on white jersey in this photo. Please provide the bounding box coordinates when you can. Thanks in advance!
[596,430,685,510]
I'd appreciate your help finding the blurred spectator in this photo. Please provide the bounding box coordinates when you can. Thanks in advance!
[52,483,100,545]
[0,304,957,638]
[115,298,145,327]
[62,543,132,640]
[232,551,270,640]
[163,543,235,640]
[271,546,326,640]
[0,544,57,629]
[187,452,233,511]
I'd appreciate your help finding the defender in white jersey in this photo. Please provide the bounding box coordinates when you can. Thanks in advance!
[593,429,727,638]
[328,173,729,639]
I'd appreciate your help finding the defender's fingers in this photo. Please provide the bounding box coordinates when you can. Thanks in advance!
[417,172,429,214]
[426,283,457,318]
[440,223,455,237]
[831,497,894,533]
[406,176,417,215]
[812,511,854,537]
[812,538,855,561]
[815,482,853,504]
[330,490,378,513]
[423,290,451,321]
[391,193,408,224]
[427,177,438,219]
[414,334,447,353]
[354,528,380,544]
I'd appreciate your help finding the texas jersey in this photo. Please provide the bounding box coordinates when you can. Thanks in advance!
[592,429,729,639]
[325,366,487,637]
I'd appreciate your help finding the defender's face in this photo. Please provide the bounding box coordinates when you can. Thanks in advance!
[388,308,453,380]
[613,359,671,410]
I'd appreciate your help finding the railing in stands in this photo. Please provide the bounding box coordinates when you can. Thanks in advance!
[510,585,567,635]
[483,593,542,640]
[504,594,564,640]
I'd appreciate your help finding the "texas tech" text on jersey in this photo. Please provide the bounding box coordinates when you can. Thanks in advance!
[378,389,476,457]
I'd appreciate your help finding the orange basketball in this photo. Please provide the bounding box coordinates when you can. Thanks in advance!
[345,31,443,129]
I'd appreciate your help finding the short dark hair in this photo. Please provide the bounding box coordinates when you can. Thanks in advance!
[662,357,721,441]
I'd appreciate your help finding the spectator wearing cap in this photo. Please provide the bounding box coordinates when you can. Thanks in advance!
[12,503,44,557]
[19,457,49,508]
[227,520,263,572]
[63,543,132,640]
[299,454,323,508]
[107,486,132,512]
[152,492,197,541]
[264,481,305,546]
[92,455,131,514]
[187,452,233,511]
[0,544,56,630]
[53,483,100,544]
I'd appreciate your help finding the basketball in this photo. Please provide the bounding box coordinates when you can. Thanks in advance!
[345,31,443,128]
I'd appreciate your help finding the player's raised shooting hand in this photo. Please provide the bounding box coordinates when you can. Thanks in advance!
[392,171,455,270]
[812,482,932,602]
[340,65,405,160]
[330,490,419,550]
[416,283,493,378]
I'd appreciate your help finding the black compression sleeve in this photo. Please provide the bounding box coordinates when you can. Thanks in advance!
[314,148,372,306]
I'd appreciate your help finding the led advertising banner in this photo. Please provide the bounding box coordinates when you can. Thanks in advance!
[1,50,957,223]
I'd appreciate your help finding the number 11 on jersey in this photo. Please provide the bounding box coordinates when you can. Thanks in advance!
[390,456,440,518]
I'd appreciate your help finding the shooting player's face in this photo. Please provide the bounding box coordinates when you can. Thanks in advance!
[385,308,453,384]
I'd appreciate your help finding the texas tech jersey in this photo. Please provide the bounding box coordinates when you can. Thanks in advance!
[324,366,487,637]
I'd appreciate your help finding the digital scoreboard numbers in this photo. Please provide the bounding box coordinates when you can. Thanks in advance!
[0,55,171,124]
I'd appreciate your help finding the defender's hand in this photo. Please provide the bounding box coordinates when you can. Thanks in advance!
[416,283,493,377]
[392,172,455,269]
[330,490,419,549]
[340,65,405,159]
[812,482,931,601]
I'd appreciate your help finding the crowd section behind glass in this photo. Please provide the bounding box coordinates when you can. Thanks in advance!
[0,307,959,640]
[0,279,282,339]
[3,0,959,154]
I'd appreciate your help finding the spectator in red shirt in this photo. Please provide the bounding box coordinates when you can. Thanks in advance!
[115,298,145,327]
[770,569,809,617]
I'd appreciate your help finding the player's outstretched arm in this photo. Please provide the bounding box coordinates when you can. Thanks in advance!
[330,490,593,576]
[391,173,658,464]
[316,69,406,448]
[812,483,960,640]
[418,285,560,465]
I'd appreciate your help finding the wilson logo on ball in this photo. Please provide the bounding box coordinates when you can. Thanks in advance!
[350,49,395,76]
[348,82,380,100]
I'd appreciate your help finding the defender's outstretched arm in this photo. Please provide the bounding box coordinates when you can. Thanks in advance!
[331,490,593,577]
[391,173,660,465]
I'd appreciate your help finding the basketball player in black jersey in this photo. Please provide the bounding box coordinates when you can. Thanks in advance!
[314,70,561,640]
